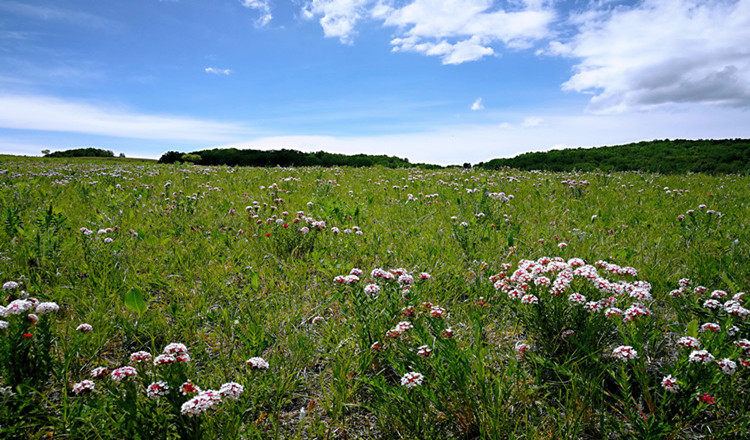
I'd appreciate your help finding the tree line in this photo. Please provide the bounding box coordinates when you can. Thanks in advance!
[475,139,750,174]
[157,148,442,169]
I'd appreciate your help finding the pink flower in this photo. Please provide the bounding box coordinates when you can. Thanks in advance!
[154,354,176,366]
[147,381,169,398]
[661,375,679,393]
[613,345,638,361]
[110,366,137,382]
[76,323,93,333]
[163,342,188,355]
[417,345,432,358]
[130,351,152,363]
[90,367,108,379]
[72,380,95,395]
[219,382,244,400]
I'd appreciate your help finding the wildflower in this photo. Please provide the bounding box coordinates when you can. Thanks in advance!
[561,329,575,340]
[0,320,8,329]
[678,278,691,288]
[661,375,679,393]
[394,321,413,333]
[180,380,201,395]
[734,339,750,351]
[34,302,59,314]
[703,299,722,310]
[76,323,93,332]
[716,358,737,375]
[110,366,137,382]
[441,327,454,339]
[349,268,363,276]
[147,381,169,398]
[623,303,651,322]
[429,306,446,318]
[91,367,108,379]
[175,352,191,363]
[710,290,727,299]
[689,350,715,364]
[515,342,531,359]
[400,371,424,388]
[72,380,95,395]
[26,314,38,324]
[584,301,603,313]
[696,393,715,405]
[130,351,152,363]
[419,272,432,280]
[568,293,586,305]
[417,345,432,358]
[613,345,638,361]
[246,357,269,370]
[219,382,244,400]
[6,299,33,315]
[677,336,701,349]
[398,274,414,285]
[3,281,19,290]
[694,286,708,295]
[163,342,188,355]
[311,316,325,324]
[364,284,381,296]
[700,323,721,333]
[557,242,567,249]
[521,294,539,305]
[605,307,623,318]
[370,341,383,351]
[181,390,223,416]
[151,351,177,365]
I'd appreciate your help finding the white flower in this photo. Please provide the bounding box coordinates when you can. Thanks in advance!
[661,375,679,393]
[688,350,715,364]
[717,358,737,375]
[76,323,93,332]
[219,382,244,399]
[72,379,95,395]
[246,357,269,370]
[35,302,60,314]
[400,371,424,388]
[3,281,19,290]
[147,381,169,398]
[613,345,638,361]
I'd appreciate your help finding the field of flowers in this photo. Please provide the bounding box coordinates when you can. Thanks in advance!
[1,156,749,439]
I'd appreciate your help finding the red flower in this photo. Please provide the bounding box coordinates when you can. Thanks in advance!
[697,393,716,405]
[22,333,33,338]
[265,233,272,237]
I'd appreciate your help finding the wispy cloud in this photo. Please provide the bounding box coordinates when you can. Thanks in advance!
[0,1,117,30]
[0,94,250,142]
[547,0,750,113]
[470,98,484,111]
[240,0,272,27]
[205,67,232,75]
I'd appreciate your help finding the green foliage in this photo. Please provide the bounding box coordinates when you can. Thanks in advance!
[477,138,750,174]
[0,156,749,439]
[45,147,115,158]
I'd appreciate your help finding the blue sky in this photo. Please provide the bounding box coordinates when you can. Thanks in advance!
[1,0,749,165]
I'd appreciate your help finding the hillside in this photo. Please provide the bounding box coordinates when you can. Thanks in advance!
[477,139,750,174]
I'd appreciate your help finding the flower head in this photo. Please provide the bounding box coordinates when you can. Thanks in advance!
[219,382,244,400]
[110,366,137,382]
[147,381,169,399]
[613,345,638,362]
[130,351,152,363]
[661,375,679,393]
[35,302,60,314]
[400,371,424,388]
[246,357,269,370]
[72,379,96,395]
[76,323,93,333]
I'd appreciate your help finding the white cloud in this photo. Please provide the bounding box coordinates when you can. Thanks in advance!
[0,94,249,142]
[471,97,484,111]
[549,0,750,113]
[240,0,272,26]
[205,67,232,75]
[302,0,554,61]
[302,0,371,44]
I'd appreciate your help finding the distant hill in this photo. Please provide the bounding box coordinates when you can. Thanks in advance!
[476,139,750,174]
[158,148,442,169]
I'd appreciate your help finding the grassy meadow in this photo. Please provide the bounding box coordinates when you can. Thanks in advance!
[1,156,749,439]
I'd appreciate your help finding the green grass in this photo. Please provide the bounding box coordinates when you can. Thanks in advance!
[1,157,749,439]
